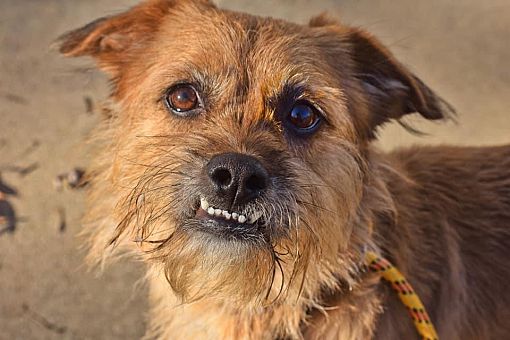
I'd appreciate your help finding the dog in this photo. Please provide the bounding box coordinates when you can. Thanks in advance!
[58,0,510,339]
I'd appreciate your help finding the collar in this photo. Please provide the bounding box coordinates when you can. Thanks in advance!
[365,251,439,340]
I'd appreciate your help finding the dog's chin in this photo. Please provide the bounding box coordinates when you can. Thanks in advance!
[161,224,277,306]
[154,205,291,306]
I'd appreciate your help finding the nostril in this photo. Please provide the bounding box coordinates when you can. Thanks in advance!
[206,153,269,205]
[211,168,232,188]
[245,173,267,193]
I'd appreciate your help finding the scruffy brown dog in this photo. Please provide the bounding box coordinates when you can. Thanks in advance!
[58,0,510,339]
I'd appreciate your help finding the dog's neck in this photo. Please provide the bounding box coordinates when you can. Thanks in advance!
[146,268,382,339]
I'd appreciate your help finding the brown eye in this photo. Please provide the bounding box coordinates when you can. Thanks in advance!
[165,84,202,116]
[287,102,321,134]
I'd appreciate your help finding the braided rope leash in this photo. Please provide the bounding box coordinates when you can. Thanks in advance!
[365,251,439,340]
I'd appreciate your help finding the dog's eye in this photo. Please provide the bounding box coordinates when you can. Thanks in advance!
[287,102,321,134]
[164,84,202,116]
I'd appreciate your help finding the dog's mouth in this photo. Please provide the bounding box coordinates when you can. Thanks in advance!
[197,197,263,224]
[191,197,266,240]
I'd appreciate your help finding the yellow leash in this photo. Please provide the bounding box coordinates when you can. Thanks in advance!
[365,252,439,340]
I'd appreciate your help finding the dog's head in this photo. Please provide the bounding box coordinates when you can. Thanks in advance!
[59,0,450,307]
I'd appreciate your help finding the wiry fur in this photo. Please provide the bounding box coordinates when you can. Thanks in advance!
[59,1,510,339]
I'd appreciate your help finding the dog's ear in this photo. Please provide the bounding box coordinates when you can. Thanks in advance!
[347,29,454,137]
[57,0,213,75]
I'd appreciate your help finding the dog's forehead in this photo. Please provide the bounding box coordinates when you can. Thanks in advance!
[152,6,345,96]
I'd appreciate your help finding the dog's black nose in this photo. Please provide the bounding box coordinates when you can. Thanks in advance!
[206,152,269,206]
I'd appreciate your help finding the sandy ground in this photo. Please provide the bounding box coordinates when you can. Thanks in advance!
[0,0,508,339]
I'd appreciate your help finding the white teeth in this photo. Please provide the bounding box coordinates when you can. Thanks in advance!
[200,198,252,224]
[200,198,209,210]
[222,210,231,220]
[249,210,263,224]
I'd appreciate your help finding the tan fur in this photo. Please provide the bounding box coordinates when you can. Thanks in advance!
[59,1,510,339]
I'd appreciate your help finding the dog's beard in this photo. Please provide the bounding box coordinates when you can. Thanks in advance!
[133,204,317,307]
[126,188,353,308]
[109,144,309,305]
[159,228,298,305]
[143,191,316,306]
[106,131,366,307]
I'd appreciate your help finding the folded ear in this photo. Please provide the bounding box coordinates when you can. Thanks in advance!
[347,29,454,138]
[58,0,213,75]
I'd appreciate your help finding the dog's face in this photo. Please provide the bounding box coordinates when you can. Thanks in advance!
[60,0,448,307]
